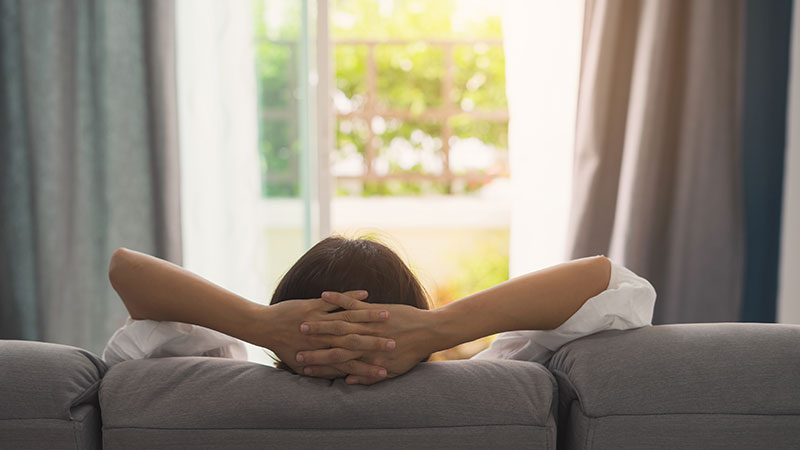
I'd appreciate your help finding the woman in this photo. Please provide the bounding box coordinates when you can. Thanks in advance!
[103,236,655,384]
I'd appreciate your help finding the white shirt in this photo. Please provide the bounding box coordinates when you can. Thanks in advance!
[102,260,655,367]
[471,260,656,363]
[102,317,247,367]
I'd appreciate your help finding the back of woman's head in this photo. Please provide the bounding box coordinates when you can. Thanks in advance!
[270,236,430,310]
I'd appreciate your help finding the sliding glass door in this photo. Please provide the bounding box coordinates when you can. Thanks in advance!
[253,0,331,293]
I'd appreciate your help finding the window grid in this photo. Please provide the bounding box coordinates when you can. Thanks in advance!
[255,38,509,194]
[335,38,508,189]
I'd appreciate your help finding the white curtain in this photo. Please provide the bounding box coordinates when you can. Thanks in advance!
[503,0,585,277]
[779,0,800,324]
[176,2,266,310]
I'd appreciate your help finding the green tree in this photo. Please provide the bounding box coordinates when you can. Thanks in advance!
[254,0,508,197]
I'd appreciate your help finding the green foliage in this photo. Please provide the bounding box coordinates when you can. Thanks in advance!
[260,120,298,197]
[453,44,507,110]
[375,44,445,113]
[450,116,508,150]
[335,45,368,102]
[254,0,509,198]
[332,0,502,40]
[434,237,510,307]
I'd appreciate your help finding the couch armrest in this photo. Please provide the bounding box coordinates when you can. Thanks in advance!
[548,323,800,450]
[0,340,107,450]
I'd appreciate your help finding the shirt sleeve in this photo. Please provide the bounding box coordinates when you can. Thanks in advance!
[101,318,248,367]
[471,260,656,364]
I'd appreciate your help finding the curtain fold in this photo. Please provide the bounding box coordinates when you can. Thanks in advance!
[567,0,745,323]
[144,0,182,264]
[0,0,180,354]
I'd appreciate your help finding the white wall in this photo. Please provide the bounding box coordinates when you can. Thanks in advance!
[503,0,584,277]
[778,0,800,324]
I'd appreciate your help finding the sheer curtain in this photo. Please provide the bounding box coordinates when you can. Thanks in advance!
[503,1,584,277]
[176,1,266,320]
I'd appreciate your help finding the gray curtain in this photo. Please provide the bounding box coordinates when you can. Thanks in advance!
[0,0,180,354]
[567,0,744,323]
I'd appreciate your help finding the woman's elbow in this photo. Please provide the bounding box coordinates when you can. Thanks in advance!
[592,254,612,289]
[108,247,131,289]
[108,247,147,319]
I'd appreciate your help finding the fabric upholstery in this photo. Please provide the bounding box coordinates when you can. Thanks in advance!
[103,426,543,450]
[100,358,557,450]
[563,403,800,450]
[0,340,106,450]
[549,323,800,449]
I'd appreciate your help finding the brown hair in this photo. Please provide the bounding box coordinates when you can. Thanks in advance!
[270,236,430,371]
[270,236,430,309]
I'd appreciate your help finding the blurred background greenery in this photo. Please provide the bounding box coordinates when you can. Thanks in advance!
[254,0,508,197]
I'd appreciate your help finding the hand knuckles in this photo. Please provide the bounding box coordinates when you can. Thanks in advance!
[333,321,347,335]
[330,349,345,362]
[345,334,360,348]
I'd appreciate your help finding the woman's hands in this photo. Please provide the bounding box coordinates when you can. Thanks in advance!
[292,256,613,385]
[247,291,398,380]
[294,292,449,385]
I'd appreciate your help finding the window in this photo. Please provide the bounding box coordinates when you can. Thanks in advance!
[332,33,508,196]
[254,0,510,359]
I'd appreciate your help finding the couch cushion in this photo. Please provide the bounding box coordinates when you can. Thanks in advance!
[0,340,107,450]
[548,323,800,450]
[101,357,556,450]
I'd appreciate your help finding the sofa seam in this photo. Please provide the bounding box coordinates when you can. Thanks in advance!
[69,379,103,417]
[72,417,81,450]
[101,423,551,432]
[548,421,557,450]
[0,417,78,423]
[572,399,593,450]
[546,369,583,405]
[589,412,800,418]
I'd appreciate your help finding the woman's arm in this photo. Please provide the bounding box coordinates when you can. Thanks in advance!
[296,255,612,383]
[108,248,395,378]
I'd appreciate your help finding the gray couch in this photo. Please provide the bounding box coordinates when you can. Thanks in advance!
[2,323,799,450]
